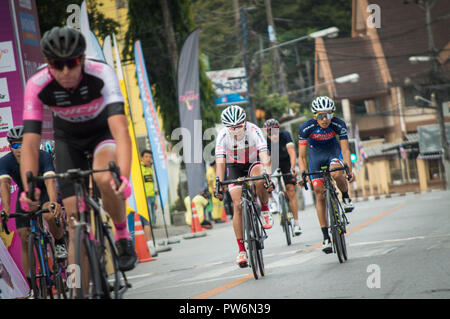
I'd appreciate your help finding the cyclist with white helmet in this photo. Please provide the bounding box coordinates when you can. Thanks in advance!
[215,105,274,268]
[297,96,355,254]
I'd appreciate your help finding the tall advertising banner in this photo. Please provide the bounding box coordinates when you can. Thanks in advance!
[0,0,43,298]
[112,34,150,222]
[177,30,206,199]
[134,40,170,213]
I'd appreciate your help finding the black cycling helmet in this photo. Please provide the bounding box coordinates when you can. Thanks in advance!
[7,125,24,143]
[40,26,86,60]
[263,118,280,133]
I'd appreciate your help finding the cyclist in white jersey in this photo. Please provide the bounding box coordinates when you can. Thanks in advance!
[214,105,274,268]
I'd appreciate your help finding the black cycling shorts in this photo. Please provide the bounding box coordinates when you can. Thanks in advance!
[279,160,297,186]
[225,162,261,191]
[55,129,114,199]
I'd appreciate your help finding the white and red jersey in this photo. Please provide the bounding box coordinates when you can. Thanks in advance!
[215,122,268,164]
[23,58,124,139]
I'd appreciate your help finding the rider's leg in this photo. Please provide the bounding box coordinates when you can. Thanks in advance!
[229,186,244,249]
[91,143,127,236]
[285,184,298,220]
[312,179,328,238]
[251,164,273,229]
[17,227,30,281]
[42,202,64,241]
[92,141,137,271]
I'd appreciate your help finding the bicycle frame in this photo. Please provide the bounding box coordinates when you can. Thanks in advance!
[25,163,129,299]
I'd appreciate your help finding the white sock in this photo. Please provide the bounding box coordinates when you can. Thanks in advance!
[294,219,299,227]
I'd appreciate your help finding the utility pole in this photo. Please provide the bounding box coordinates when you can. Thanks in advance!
[232,0,242,68]
[423,0,450,189]
[240,6,256,122]
[264,0,288,96]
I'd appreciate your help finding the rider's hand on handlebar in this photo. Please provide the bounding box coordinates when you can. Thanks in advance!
[20,189,41,212]
[47,201,62,219]
[110,176,132,200]
[264,179,275,193]
[290,167,298,177]
[347,171,355,183]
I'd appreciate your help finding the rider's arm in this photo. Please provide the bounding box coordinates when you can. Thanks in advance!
[286,143,297,171]
[41,151,58,203]
[0,177,11,214]
[20,133,41,195]
[215,158,226,182]
[108,113,132,181]
[298,143,307,174]
[339,139,353,174]
[259,150,272,176]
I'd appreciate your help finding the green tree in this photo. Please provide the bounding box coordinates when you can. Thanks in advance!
[37,0,119,41]
[124,0,219,144]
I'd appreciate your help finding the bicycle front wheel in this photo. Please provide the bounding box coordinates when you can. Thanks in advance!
[279,192,291,246]
[74,224,102,298]
[28,233,47,299]
[243,202,259,279]
[327,190,345,263]
[252,203,265,277]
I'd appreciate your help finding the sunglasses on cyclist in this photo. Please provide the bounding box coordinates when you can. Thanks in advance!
[228,123,245,131]
[10,143,22,150]
[315,112,333,121]
[49,57,82,71]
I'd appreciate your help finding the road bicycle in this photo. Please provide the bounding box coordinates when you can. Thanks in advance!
[271,169,296,246]
[1,204,67,299]
[301,164,350,263]
[216,173,270,279]
[25,162,131,298]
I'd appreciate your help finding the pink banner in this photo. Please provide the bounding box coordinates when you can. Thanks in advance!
[0,0,46,283]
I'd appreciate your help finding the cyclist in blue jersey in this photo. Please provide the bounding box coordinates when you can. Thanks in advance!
[0,126,66,292]
[297,96,355,253]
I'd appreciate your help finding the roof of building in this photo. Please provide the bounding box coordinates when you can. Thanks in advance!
[321,36,388,100]
[318,0,450,100]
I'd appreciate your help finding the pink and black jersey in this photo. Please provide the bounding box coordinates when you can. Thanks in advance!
[23,59,124,140]
[215,122,268,164]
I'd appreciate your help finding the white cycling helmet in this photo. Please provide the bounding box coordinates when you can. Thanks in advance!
[221,105,246,127]
[311,96,335,113]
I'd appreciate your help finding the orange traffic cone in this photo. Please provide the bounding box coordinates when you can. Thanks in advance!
[191,202,206,233]
[220,206,230,222]
[134,213,156,262]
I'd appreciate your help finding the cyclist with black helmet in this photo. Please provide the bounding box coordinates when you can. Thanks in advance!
[297,96,355,254]
[20,26,137,272]
[214,105,274,268]
[0,126,67,292]
[263,119,302,236]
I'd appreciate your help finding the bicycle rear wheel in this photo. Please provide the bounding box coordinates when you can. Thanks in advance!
[74,224,102,298]
[28,233,47,299]
[279,192,291,246]
[243,202,259,279]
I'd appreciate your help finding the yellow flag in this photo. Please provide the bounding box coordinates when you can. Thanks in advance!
[113,34,150,222]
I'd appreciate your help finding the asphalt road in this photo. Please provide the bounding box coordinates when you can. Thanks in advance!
[124,190,450,299]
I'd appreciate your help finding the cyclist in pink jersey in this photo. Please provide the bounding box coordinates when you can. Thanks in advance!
[215,105,274,268]
[20,26,137,273]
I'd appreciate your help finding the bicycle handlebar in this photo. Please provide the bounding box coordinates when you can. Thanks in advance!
[25,161,122,194]
[300,164,350,190]
[215,173,272,196]
[1,204,54,235]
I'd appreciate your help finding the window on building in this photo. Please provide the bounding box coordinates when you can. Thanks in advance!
[353,100,366,115]
[428,159,443,180]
